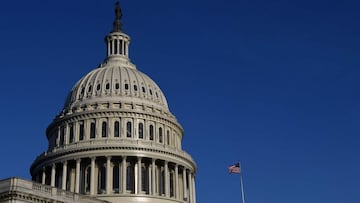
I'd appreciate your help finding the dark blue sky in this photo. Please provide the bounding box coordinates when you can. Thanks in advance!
[0,1,359,203]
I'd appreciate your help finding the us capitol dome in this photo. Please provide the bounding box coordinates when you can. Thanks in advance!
[0,2,196,203]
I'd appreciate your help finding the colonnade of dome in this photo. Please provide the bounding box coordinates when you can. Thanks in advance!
[31,156,195,203]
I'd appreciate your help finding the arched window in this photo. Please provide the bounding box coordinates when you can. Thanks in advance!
[113,165,120,193]
[60,126,65,145]
[114,121,120,137]
[98,165,106,194]
[159,127,163,143]
[126,121,132,138]
[90,123,96,139]
[138,123,143,139]
[79,123,84,140]
[149,125,154,141]
[166,130,170,145]
[69,124,74,143]
[102,121,107,137]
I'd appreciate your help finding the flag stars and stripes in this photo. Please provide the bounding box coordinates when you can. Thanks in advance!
[228,163,241,174]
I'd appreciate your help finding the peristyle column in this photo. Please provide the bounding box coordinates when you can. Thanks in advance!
[165,161,169,197]
[62,161,68,190]
[137,157,142,194]
[183,168,187,200]
[42,167,46,184]
[122,156,127,194]
[106,156,112,194]
[51,164,56,187]
[75,159,81,193]
[175,164,179,199]
[90,157,96,195]
[151,159,156,195]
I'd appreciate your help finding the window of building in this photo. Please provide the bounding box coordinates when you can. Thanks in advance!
[115,83,120,90]
[159,127,163,143]
[125,84,129,90]
[158,168,165,195]
[109,39,113,54]
[60,126,65,145]
[166,130,170,145]
[102,121,107,137]
[90,122,96,139]
[126,121,132,138]
[106,83,110,90]
[126,164,134,193]
[141,165,149,193]
[114,121,120,137]
[113,165,120,193]
[170,171,174,197]
[142,86,146,93]
[79,123,84,140]
[69,124,74,143]
[98,165,106,194]
[149,125,154,141]
[114,39,118,54]
[97,84,101,91]
[119,40,123,55]
[134,85,138,91]
[85,166,91,193]
[138,123,143,139]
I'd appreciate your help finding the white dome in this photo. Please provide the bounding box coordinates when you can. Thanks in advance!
[63,61,169,114]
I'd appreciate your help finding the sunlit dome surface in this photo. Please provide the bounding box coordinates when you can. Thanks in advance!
[63,62,169,113]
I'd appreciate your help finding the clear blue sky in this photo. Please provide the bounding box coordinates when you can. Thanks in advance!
[0,0,359,203]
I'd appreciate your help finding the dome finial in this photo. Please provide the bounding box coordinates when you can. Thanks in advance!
[113,1,123,32]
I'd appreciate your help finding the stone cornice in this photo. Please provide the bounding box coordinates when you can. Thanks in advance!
[31,140,197,174]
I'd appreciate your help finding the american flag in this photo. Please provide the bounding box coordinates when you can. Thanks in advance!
[228,163,241,174]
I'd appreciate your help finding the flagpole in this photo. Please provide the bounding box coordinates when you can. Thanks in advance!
[239,162,245,203]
